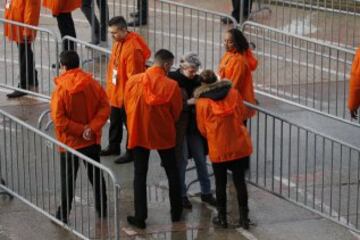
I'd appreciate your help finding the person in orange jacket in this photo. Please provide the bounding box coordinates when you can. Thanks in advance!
[43,0,81,50]
[4,0,41,98]
[218,28,257,120]
[101,16,151,164]
[194,70,253,229]
[124,49,183,229]
[348,47,360,119]
[50,51,110,224]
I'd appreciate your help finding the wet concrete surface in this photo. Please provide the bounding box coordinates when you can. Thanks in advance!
[0,89,359,239]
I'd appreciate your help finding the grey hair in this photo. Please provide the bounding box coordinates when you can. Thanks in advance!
[179,52,201,69]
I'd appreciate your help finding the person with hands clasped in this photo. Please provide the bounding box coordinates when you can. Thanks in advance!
[50,51,110,224]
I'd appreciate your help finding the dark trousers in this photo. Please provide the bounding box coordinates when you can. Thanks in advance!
[81,0,109,42]
[137,0,148,21]
[18,43,38,89]
[132,147,182,220]
[212,158,249,217]
[56,12,77,51]
[232,0,253,21]
[108,107,127,151]
[58,145,107,220]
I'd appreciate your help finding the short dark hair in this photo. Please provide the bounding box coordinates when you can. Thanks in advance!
[227,28,249,53]
[108,16,127,29]
[200,70,218,84]
[154,49,175,64]
[59,51,80,70]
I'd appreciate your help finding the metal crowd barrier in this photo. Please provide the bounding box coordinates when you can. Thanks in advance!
[245,0,360,49]
[245,101,360,233]
[107,0,237,69]
[0,109,120,239]
[242,21,360,126]
[0,18,59,98]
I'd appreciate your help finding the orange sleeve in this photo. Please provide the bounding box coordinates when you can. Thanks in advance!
[88,84,111,133]
[126,49,146,79]
[235,91,250,122]
[23,0,41,39]
[348,50,360,111]
[171,85,183,122]
[228,58,246,93]
[50,88,85,137]
[195,100,207,138]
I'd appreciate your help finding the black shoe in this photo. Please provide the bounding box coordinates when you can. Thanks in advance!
[201,194,217,207]
[6,90,27,98]
[130,11,139,18]
[182,197,192,209]
[127,216,146,229]
[55,209,68,224]
[239,218,251,230]
[212,215,228,228]
[128,18,147,27]
[221,16,235,24]
[114,151,133,164]
[100,145,120,156]
[171,211,182,222]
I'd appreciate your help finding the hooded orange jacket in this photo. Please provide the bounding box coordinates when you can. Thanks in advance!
[106,32,151,108]
[195,83,253,163]
[42,0,81,16]
[348,48,360,112]
[4,0,41,43]
[51,68,110,151]
[218,50,256,118]
[124,66,183,150]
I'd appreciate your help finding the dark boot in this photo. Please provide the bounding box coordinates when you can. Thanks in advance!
[212,213,227,228]
[127,215,146,229]
[239,207,250,230]
[6,90,27,98]
[114,150,133,164]
[100,145,120,156]
[201,193,217,207]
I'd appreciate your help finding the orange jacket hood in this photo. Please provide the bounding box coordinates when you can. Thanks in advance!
[54,68,93,94]
[126,32,151,60]
[244,49,258,72]
[142,67,177,105]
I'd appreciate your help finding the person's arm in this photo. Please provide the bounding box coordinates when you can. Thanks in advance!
[126,49,146,78]
[195,100,207,138]
[50,89,85,137]
[170,85,183,122]
[348,50,360,119]
[23,0,41,41]
[88,83,111,132]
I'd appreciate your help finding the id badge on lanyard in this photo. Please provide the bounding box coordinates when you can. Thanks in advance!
[112,69,118,85]
[6,0,11,9]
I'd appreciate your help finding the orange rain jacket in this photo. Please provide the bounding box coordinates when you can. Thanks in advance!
[195,81,253,163]
[42,0,81,16]
[106,32,151,108]
[51,68,110,151]
[348,48,360,112]
[124,66,183,150]
[218,49,256,118]
[4,0,41,43]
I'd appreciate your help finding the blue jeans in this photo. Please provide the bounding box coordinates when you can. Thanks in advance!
[179,132,212,197]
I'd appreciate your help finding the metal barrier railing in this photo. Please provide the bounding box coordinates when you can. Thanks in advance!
[0,18,59,98]
[242,21,360,126]
[0,109,120,239]
[245,101,360,233]
[108,0,237,69]
[245,0,360,49]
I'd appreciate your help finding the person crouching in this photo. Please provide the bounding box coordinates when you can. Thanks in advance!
[194,70,253,229]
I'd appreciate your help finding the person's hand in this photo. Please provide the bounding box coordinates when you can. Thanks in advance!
[350,110,358,120]
[187,98,196,105]
[82,126,94,141]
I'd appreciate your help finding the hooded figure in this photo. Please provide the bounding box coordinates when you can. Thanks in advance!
[101,16,151,164]
[124,49,183,230]
[195,69,253,230]
[50,51,109,225]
